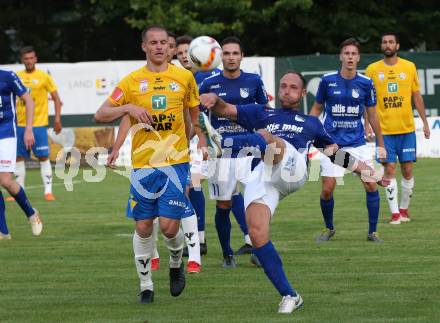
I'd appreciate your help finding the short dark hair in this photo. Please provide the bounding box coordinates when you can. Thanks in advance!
[20,46,36,56]
[176,35,193,46]
[381,31,400,43]
[167,31,177,41]
[141,25,167,41]
[221,36,243,53]
[339,37,360,52]
[282,70,307,89]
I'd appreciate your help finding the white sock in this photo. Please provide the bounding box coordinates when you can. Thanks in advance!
[40,160,52,195]
[244,234,252,246]
[182,214,201,265]
[163,228,184,268]
[15,161,26,188]
[400,177,414,210]
[198,231,205,244]
[133,231,154,292]
[385,178,399,214]
[152,218,159,259]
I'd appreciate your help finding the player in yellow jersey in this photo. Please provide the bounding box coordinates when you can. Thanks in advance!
[95,25,203,304]
[366,32,430,224]
[13,46,62,202]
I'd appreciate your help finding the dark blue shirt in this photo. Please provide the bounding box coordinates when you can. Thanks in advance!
[316,71,376,148]
[236,104,334,163]
[199,70,268,138]
[0,70,26,139]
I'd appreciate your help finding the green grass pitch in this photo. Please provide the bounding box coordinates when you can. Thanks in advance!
[1,159,439,322]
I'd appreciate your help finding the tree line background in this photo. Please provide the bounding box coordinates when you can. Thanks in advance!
[1,0,439,63]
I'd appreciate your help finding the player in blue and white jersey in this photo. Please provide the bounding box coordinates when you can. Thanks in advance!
[310,38,386,242]
[199,71,389,313]
[199,36,269,267]
[0,69,42,239]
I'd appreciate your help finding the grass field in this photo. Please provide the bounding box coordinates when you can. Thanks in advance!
[1,159,439,323]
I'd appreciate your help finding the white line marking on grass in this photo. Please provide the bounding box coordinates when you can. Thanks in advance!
[24,180,84,190]
[115,233,132,237]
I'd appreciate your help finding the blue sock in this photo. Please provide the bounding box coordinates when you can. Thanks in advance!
[215,206,233,256]
[222,133,267,155]
[320,197,334,230]
[0,191,9,235]
[254,241,296,297]
[13,187,34,218]
[189,188,205,232]
[231,193,248,236]
[366,190,380,234]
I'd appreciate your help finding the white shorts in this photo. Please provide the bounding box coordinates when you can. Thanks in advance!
[0,138,17,173]
[320,144,373,177]
[207,156,253,201]
[243,140,308,216]
[189,136,208,178]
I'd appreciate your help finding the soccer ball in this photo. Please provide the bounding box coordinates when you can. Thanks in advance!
[188,36,222,71]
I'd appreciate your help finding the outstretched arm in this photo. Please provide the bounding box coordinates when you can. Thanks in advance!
[199,93,238,121]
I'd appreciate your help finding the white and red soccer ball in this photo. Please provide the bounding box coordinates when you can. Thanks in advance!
[188,36,222,71]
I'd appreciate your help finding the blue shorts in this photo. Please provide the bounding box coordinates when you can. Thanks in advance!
[126,163,190,221]
[17,126,49,158]
[378,132,416,163]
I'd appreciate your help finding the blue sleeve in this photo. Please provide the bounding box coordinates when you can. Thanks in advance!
[198,79,208,95]
[255,78,269,104]
[366,79,376,107]
[8,72,26,97]
[236,104,266,131]
[315,77,327,104]
[312,118,334,148]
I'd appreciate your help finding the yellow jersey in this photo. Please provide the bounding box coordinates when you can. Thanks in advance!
[108,64,199,168]
[365,58,420,134]
[16,69,57,127]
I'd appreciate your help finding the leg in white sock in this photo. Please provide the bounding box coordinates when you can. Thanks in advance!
[40,159,53,195]
[15,160,26,188]
[400,177,414,210]
[152,218,159,259]
[198,230,205,244]
[163,228,184,268]
[385,178,399,214]
[244,234,252,246]
[133,231,154,292]
[182,214,201,265]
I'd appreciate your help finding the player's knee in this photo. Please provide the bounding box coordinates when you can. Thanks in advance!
[217,200,232,209]
[364,182,377,192]
[384,163,397,177]
[161,226,178,239]
[256,129,272,144]
[321,187,334,200]
[0,174,13,189]
[135,222,152,238]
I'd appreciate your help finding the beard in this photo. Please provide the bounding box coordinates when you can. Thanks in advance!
[383,49,397,57]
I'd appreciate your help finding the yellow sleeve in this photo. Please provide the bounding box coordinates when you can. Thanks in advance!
[45,74,57,93]
[365,65,373,79]
[186,74,200,109]
[411,63,420,93]
[108,76,130,107]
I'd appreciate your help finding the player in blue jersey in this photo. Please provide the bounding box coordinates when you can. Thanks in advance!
[199,36,269,267]
[0,70,42,239]
[310,38,386,243]
[199,71,389,313]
